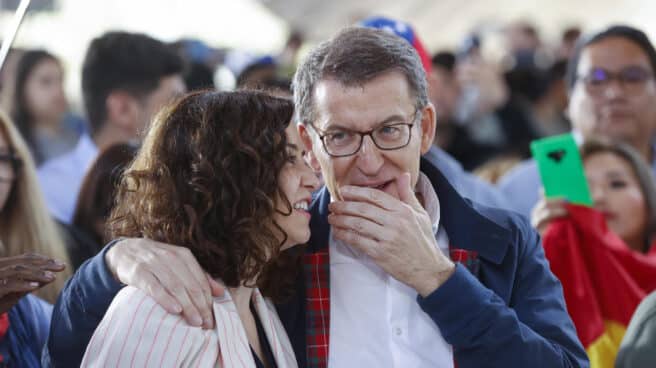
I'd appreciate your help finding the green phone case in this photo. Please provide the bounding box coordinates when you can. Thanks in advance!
[530,133,593,206]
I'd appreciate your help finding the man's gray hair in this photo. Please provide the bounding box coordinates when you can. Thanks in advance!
[292,26,429,124]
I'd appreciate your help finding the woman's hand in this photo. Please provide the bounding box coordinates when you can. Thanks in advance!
[0,253,66,313]
[531,195,569,236]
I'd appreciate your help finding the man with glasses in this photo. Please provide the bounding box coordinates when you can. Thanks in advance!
[44,27,588,367]
[499,25,656,218]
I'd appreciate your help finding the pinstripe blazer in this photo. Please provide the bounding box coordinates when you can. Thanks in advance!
[81,286,297,368]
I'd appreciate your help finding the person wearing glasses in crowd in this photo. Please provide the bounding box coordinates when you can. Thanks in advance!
[499,25,656,218]
[0,111,68,367]
[45,27,588,367]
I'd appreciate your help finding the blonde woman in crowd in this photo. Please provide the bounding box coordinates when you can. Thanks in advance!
[0,111,68,366]
[0,111,70,303]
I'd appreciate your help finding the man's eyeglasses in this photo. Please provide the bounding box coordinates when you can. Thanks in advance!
[308,109,421,158]
[0,152,22,182]
[578,66,654,96]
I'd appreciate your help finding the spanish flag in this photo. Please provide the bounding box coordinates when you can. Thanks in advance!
[542,204,656,368]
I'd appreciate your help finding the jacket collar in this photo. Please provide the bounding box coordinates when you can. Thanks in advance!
[308,157,512,264]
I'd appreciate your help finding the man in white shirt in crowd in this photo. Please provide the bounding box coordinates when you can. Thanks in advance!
[38,31,186,223]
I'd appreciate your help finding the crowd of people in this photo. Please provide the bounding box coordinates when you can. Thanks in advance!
[0,10,656,368]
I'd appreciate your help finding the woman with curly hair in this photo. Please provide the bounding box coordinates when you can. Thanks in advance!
[81,90,319,368]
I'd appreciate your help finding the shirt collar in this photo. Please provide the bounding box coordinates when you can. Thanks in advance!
[415,172,440,233]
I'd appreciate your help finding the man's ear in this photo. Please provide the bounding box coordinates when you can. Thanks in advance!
[298,123,321,171]
[419,102,437,155]
[305,149,321,172]
[298,123,313,150]
[106,91,140,132]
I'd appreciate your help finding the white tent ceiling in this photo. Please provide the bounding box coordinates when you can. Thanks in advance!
[261,0,653,50]
[1,0,655,106]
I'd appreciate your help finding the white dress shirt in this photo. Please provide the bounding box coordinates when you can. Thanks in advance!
[328,173,453,367]
[37,133,98,224]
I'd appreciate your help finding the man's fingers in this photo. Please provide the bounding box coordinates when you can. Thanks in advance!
[207,274,224,297]
[396,172,422,210]
[175,247,215,329]
[331,227,379,258]
[151,268,203,327]
[133,270,182,315]
[108,238,215,329]
[328,201,389,226]
[338,185,399,211]
[328,214,387,241]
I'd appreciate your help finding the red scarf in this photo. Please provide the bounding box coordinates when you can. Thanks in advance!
[304,245,479,368]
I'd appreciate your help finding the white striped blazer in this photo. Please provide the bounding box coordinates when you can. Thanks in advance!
[81,286,298,368]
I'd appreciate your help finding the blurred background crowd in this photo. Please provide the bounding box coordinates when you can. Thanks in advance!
[3,0,656,367]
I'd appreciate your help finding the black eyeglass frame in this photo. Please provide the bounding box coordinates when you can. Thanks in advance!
[577,66,655,95]
[307,108,422,158]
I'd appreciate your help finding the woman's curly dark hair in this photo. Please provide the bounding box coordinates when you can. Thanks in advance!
[109,90,301,300]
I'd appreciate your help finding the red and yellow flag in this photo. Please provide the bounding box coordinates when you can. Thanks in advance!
[542,204,656,368]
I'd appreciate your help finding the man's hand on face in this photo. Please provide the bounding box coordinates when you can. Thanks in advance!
[0,253,66,314]
[105,239,224,329]
[327,173,455,297]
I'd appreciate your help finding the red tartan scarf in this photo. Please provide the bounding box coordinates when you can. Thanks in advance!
[303,244,479,368]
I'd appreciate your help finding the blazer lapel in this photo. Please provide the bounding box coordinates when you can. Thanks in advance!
[212,291,256,368]
[419,157,512,265]
[251,289,298,368]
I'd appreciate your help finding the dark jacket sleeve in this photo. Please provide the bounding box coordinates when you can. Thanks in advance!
[417,218,589,368]
[42,242,123,368]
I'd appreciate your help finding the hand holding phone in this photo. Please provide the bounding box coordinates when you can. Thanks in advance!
[531,133,593,206]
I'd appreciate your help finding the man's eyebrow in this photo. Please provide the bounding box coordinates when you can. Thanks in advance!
[322,114,408,131]
[286,143,299,151]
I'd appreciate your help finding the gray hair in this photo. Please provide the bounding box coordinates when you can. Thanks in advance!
[292,26,428,124]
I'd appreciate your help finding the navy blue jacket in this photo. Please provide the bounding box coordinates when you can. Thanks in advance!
[43,157,589,367]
